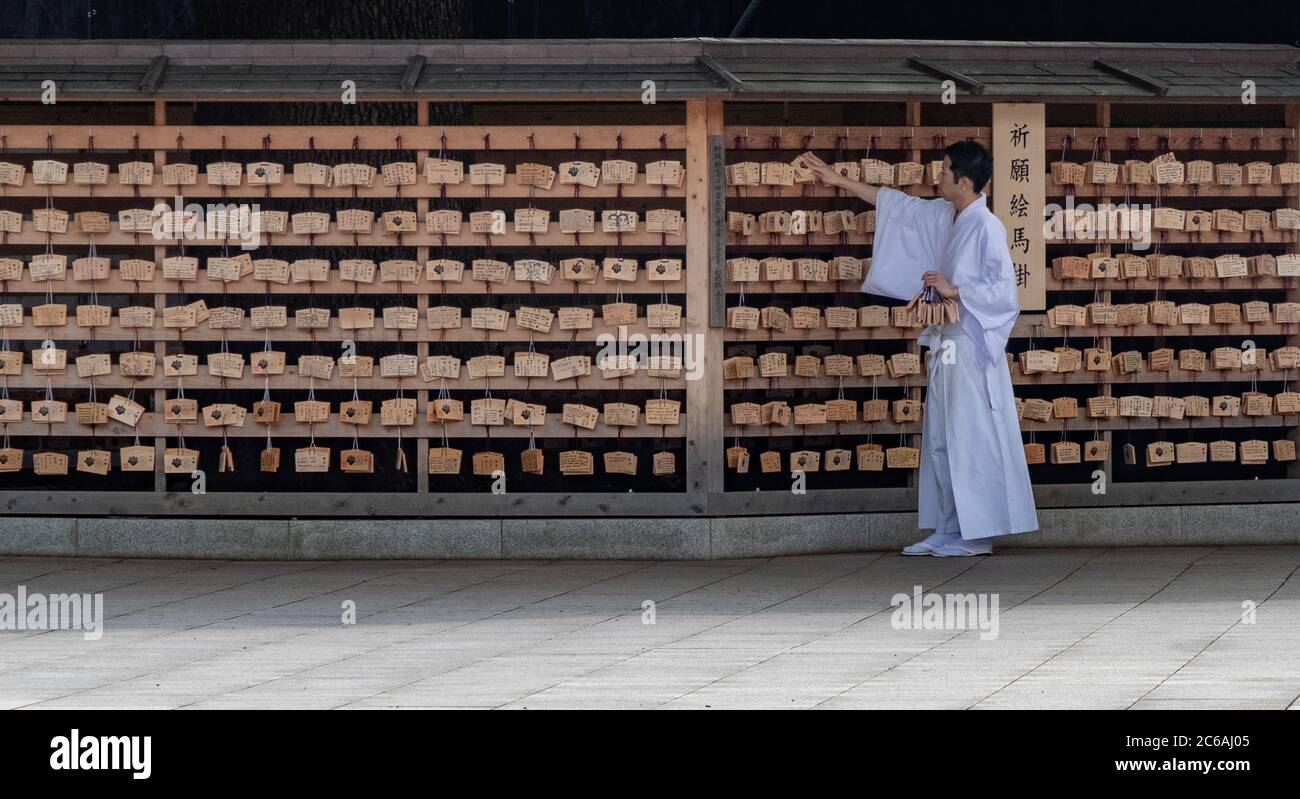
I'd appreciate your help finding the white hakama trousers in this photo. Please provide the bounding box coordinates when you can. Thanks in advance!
[917,325,1039,541]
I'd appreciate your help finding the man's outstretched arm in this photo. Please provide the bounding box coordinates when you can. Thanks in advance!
[798,152,881,205]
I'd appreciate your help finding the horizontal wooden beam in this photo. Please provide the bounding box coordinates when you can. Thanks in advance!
[0,125,687,150]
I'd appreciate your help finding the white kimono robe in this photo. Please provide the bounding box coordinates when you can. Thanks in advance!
[863,187,1039,540]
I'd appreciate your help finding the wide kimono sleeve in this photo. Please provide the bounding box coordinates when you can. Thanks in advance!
[958,219,1021,366]
[860,186,954,300]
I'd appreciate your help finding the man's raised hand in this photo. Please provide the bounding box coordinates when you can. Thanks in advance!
[798,152,843,187]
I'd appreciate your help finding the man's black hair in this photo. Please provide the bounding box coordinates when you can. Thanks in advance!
[944,140,993,194]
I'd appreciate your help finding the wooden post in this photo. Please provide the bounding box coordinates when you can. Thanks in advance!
[416,100,430,492]
[152,99,167,493]
[906,101,923,491]
[1097,101,1115,489]
[685,98,724,507]
[1287,102,1299,478]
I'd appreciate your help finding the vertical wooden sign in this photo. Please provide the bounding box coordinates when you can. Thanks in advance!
[708,133,727,327]
[992,103,1045,311]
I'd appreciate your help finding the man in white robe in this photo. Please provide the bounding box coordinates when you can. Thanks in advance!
[802,144,1038,556]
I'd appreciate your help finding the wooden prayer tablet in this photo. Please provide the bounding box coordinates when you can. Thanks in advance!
[1050,441,1082,465]
[379,209,416,233]
[427,259,465,282]
[429,398,464,422]
[793,403,828,426]
[600,159,637,185]
[759,257,793,283]
[470,398,506,426]
[1275,392,1300,415]
[559,450,595,476]
[253,400,282,424]
[727,211,757,236]
[30,399,67,423]
[202,403,247,428]
[1240,440,1269,465]
[30,343,67,374]
[380,354,419,379]
[602,210,638,233]
[75,402,109,426]
[727,161,761,186]
[511,402,547,427]
[1274,440,1297,462]
[1171,441,1207,464]
[0,162,24,186]
[0,214,17,236]
[294,446,330,473]
[62,446,110,479]
[205,161,243,186]
[561,403,599,430]
[424,158,464,184]
[650,452,676,477]
[339,448,375,474]
[726,445,751,473]
[32,159,68,184]
[244,160,283,185]
[507,207,547,234]
[752,450,779,473]
[426,210,463,235]
[756,351,787,378]
[291,212,330,235]
[760,306,790,331]
[646,209,684,235]
[520,447,545,475]
[336,208,375,233]
[428,447,463,475]
[0,351,20,377]
[294,400,331,424]
[644,161,686,188]
[892,399,923,424]
[163,397,198,423]
[857,444,885,472]
[601,301,638,327]
[604,451,638,476]
[794,354,820,378]
[378,161,415,187]
[1179,160,1213,184]
[559,161,600,187]
[516,162,557,190]
[723,356,756,380]
[886,446,920,469]
[331,163,375,187]
[249,351,285,376]
[468,354,506,380]
[163,448,199,474]
[471,307,510,331]
[34,452,69,476]
[558,208,595,234]
[119,445,154,473]
[469,163,506,186]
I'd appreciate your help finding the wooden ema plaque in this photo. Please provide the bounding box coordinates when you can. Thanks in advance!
[651,452,675,476]
[34,452,69,476]
[473,451,505,476]
[604,451,637,476]
[295,446,330,473]
[119,445,154,472]
[726,446,750,473]
[164,448,199,474]
[559,450,594,475]
[340,449,375,474]
[76,449,111,476]
[516,447,543,475]
[260,447,281,473]
[428,447,463,474]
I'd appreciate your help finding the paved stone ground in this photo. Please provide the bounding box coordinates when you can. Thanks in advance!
[2,546,1298,709]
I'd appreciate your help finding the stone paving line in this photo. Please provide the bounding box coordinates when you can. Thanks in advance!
[0,547,1298,710]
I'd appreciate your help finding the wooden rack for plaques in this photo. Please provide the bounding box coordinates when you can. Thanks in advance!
[0,94,1297,518]
[720,103,1300,508]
